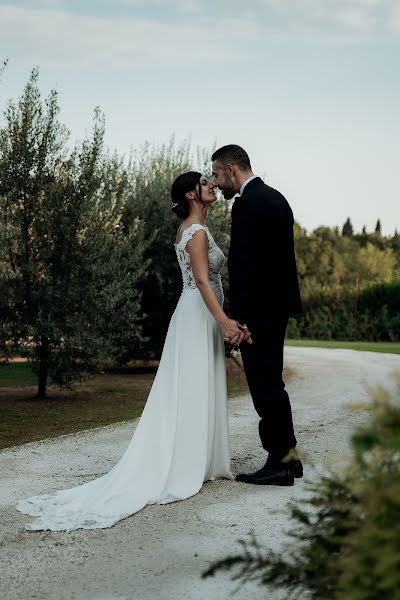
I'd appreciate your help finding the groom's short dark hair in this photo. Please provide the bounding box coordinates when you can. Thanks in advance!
[212,145,252,171]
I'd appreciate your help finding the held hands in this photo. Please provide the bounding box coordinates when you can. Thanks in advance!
[215,312,253,346]
[236,322,253,345]
[228,322,253,346]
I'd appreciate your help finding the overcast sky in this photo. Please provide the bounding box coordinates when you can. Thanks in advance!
[1,0,399,234]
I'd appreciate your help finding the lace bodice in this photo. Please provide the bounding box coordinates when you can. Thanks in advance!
[175,224,224,305]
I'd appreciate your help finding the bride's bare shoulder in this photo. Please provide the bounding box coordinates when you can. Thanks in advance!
[175,222,206,245]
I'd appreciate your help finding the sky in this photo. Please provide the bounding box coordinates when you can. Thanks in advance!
[0,0,399,235]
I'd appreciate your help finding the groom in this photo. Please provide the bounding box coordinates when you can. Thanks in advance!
[212,145,303,486]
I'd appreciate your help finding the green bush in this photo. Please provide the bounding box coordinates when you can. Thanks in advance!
[290,280,400,342]
[203,375,400,599]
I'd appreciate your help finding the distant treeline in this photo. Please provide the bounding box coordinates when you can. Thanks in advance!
[289,222,400,341]
[0,70,398,396]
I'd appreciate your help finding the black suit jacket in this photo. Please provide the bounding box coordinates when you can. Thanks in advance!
[227,177,302,328]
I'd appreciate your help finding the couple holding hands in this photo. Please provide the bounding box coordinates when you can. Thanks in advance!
[17,144,303,532]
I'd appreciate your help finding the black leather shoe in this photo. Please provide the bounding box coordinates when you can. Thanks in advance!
[289,459,303,479]
[266,456,304,479]
[235,464,294,486]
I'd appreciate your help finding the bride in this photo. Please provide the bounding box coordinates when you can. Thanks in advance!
[17,171,252,531]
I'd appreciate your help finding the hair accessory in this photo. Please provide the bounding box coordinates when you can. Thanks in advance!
[171,202,178,208]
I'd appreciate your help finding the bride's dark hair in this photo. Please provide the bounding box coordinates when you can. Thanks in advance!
[170,171,202,220]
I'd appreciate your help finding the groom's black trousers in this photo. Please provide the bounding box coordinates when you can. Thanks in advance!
[239,316,297,457]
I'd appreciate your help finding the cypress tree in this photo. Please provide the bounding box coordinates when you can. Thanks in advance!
[342,217,354,237]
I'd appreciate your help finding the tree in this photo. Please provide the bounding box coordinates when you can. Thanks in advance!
[356,243,396,283]
[122,139,191,357]
[375,219,382,236]
[0,69,148,397]
[342,217,354,237]
[294,228,347,296]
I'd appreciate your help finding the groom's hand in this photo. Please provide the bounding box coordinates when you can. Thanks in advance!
[238,323,253,345]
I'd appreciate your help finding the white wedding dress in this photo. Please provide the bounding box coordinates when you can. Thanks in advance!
[16,224,234,531]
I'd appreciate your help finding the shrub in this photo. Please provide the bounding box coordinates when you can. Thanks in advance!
[203,375,400,599]
[289,280,400,342]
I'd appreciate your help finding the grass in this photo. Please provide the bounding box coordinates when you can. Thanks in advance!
[4,339,396,450]
[0,361,38,386]
[285,339,400,355]
[0,371,152,450]
[0,360,250,449]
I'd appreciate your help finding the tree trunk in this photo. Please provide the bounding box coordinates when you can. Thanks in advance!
[37,336,49,399]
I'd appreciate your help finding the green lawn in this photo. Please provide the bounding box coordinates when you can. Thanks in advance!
[0,360,250,449]
[0,362,39,386]
[285,339,400,355]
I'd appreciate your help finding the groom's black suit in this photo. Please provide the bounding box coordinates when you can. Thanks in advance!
[228,177,302,457]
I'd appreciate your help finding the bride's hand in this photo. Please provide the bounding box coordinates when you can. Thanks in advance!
[225,322,253,346]
[215,314,249,346]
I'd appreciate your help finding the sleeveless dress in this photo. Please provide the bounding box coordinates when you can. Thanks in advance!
[16,224,234,531]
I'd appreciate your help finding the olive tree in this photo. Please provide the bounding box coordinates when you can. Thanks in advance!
[0,69,148,397]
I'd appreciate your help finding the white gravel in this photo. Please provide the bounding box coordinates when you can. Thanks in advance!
[1,347,399,600]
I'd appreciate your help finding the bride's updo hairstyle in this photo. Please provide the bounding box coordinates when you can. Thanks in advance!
[170,171,202,220]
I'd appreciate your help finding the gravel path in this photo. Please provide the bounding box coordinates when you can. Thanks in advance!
[1,347,399,600]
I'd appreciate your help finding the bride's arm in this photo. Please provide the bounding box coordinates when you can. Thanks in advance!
[186,230,251,345]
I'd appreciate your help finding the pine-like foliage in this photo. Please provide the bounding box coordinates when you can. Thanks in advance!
[203,375,400,600]
[342,217,354,237]
[0,69,148,397]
